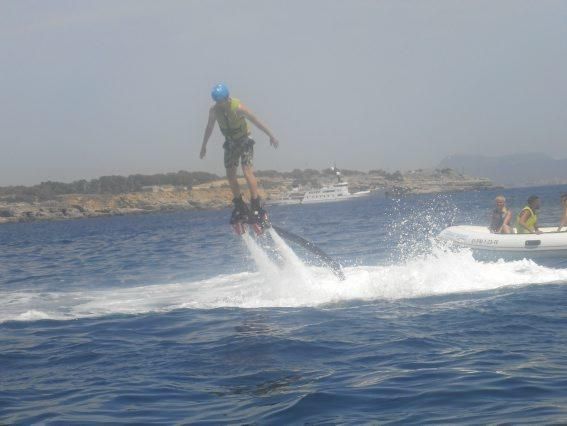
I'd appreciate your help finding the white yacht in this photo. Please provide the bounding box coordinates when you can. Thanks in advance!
[267,166,372,205]
[302,182,366,203]
[266,188,305,205]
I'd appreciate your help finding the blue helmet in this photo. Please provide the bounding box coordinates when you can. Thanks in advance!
[211,83,229,102]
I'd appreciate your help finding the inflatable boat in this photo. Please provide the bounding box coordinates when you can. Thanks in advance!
[438,225,567,258]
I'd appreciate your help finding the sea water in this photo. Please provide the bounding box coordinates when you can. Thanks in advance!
[1,185,567,423]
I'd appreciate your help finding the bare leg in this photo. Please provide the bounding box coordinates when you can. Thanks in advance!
[242,165,259,200]
[501,224,513,234]
[226,167,241,199]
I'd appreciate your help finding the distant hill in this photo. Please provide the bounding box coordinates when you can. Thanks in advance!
[438,153,567,187]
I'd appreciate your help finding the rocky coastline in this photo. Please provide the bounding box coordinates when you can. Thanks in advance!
[0,169,495,225]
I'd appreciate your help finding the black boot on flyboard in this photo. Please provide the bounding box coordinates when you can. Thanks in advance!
[230,195,271,235]
[230,195,251,235]
[249,197,271,235]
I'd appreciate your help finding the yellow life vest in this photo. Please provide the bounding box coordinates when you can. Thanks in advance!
[214,98,249,141]
[516,206,538,233]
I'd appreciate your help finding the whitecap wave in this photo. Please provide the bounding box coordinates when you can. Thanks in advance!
[2,243,567,323]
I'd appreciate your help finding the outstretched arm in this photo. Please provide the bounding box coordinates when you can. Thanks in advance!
[200,108,216,159]
[238,103,279,148]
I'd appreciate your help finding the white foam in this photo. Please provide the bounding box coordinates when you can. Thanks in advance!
[269,227,316,285]
[242,232,279,276]
[2,244,567,323]
[15,310,53,321]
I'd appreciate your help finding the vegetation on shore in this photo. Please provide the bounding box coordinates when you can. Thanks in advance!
[0,168,408,203]
[0,167,493,224]
[0,171,219,202]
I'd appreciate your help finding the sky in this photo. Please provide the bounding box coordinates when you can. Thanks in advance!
[1,0,567,185]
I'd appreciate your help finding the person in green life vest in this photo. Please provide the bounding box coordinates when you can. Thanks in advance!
[516,195,543,234]
[200,83,279,224]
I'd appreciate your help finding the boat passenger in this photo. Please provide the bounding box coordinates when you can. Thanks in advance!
[516,195,542,234]
[558,193,567,232]
[489,195,513,234]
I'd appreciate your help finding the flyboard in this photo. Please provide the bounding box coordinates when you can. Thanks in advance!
[231,207,346,280]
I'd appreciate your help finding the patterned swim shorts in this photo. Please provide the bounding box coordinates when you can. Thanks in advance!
[223,137,255,169]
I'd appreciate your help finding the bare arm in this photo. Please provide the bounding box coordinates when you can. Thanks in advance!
[238,103,279,148]
[493,210,512,233]
[503,210,512,226]
[200,107,216,159]
[518,210,534,233]
[559,209,567,231]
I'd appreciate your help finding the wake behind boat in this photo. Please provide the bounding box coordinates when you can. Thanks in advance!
[439,225,567,257]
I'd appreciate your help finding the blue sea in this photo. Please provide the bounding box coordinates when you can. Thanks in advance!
[1,185,567,424]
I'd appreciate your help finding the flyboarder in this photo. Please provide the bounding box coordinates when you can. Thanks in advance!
[200,83,279,233]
